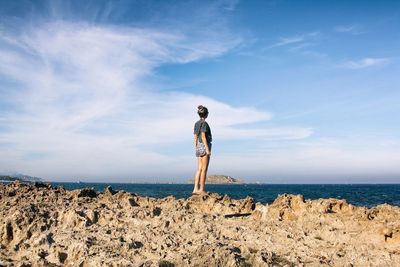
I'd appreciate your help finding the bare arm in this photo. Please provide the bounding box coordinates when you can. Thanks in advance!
[194,134,198,147]
[201,132,211,155]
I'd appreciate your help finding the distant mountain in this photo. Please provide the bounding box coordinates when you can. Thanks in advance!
[0,175,19,182]
[188,175,244,184]
[0,172,42,182]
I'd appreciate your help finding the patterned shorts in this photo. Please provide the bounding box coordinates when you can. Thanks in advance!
[195,142,211,157]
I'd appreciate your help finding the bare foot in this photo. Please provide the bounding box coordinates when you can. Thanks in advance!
[192,191,200,195]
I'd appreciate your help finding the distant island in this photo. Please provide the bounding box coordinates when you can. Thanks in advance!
[188,175,247,184]
[0,173,42,183]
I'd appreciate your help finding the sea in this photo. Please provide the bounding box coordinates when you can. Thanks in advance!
[48,183,400,208]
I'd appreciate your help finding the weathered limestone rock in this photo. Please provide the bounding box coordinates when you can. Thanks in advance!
[1,181,399,266]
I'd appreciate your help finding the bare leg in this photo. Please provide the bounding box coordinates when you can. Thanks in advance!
[198,155,210,194]
[192,157,202,194]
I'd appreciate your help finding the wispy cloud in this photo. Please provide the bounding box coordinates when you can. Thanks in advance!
[340,57,390,69]
[267,31,319,49]
[214,137,400,183]
[0,21,312,180]
[221,0,240,11]
[288,42,326,58]
[334,24,366,35]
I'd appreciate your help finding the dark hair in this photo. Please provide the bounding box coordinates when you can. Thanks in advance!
[197,105,209,118]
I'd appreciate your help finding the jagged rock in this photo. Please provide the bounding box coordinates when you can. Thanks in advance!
[33,182,49,188]
[0,181,399,266]
[104,186,117,195]
[76,188,97,198]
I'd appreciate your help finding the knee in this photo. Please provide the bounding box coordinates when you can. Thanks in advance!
[200,166,208,172]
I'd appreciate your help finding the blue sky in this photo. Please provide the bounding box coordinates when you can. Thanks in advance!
[0,0,399,183]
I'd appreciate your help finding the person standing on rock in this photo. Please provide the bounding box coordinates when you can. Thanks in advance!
[192,105,212,195]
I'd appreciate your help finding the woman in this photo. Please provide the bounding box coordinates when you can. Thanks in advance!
[192,105,212,195]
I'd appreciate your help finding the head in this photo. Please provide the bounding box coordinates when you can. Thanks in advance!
[197,105,209,118]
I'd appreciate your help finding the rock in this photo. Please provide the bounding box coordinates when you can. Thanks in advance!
[158,260,175,267]
[33,182,49,188]
[1,182,400,266]
[128,197,140,207]
[129,241,143,249]
[104,186,117,195]
[77,188,97,198]
[58,251,68,263]
[5,221,13,242]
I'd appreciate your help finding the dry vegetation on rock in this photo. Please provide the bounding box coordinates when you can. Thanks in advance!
[1,181,400,266]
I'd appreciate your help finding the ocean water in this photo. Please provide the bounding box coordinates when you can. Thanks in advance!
[50,183,400,208]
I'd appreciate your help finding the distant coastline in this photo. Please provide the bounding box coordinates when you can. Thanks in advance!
[0,174,42,183]
[188,174,261,184]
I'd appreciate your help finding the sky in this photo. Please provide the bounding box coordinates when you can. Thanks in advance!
[0,0,399,183]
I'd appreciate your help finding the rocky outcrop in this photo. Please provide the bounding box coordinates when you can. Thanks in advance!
[1,181,400,266]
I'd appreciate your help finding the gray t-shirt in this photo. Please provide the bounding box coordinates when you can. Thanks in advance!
[194,119,212,144]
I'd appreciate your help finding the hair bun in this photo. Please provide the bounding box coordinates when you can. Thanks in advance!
[197,105,208,118]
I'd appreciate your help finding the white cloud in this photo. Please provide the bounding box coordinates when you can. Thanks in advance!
[340,57,390,69]
[212,138,400,183]
[334,24,366,35]
[267,31,319,49]
[0,21,312,181]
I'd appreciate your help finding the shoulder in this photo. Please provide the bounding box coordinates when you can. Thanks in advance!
[200,121,210,130]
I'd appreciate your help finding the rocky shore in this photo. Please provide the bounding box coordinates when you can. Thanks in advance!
[1,181,399,266]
